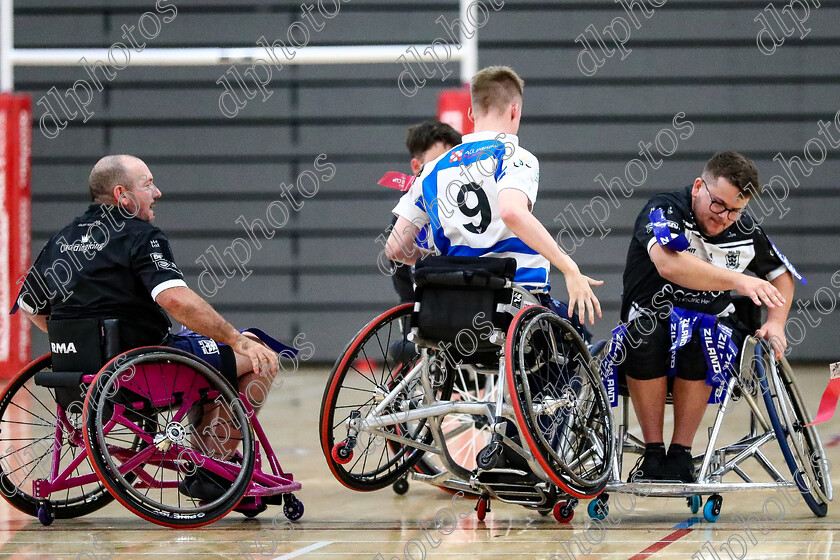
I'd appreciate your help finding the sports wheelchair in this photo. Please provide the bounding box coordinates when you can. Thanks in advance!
[580,300,832,523]
[0,318,303,528]
[320,256,615,521]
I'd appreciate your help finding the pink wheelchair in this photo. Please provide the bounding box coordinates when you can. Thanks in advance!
[0,318,302,528]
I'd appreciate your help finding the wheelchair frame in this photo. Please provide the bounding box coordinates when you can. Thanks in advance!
[0,346,303,528]
[593,335,832,522]
[321,282,615,520]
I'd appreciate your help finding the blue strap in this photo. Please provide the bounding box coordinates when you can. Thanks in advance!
[649,207,690,252]
[767,236,807,286]
[599,324,626,407]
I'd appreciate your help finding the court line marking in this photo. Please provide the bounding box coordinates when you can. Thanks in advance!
[627,518,699,560]
[273,541,332,559]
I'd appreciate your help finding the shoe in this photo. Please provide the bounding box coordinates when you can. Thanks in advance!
[178,467,233,501]
[628,443,667,481]
[663,445,695,483]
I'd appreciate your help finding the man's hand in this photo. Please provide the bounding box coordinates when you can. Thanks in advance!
[230,333,279,377]
[756,320,787,360]
[564,272,603,326]
[734,275,786,308]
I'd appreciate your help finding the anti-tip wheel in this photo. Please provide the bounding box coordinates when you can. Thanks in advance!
[703,495,722,522]
[283,495,304,521]
[476,497,489,521]
[392,477,409,495]
[37,503,54,526]
[688,495,702,515]
[587,495,609,520]
[553,500,575,523]
[331,442,354,465]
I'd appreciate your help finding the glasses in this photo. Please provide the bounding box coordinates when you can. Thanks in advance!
[702,180,745,220]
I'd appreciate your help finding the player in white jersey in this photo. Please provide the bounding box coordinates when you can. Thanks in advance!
[386,66,601,326]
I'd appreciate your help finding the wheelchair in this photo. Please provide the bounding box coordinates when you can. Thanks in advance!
[0,318,303,528]
[580,300,833,523]
[320,256,615,521]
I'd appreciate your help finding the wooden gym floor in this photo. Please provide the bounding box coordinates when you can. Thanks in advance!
[2,364,839,560]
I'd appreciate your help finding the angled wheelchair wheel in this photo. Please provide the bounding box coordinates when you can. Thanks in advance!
[505,306,613,498]
[83,347,255,528]
[755,342,830,517]
[0,355,113,519]
[320,304,454,491]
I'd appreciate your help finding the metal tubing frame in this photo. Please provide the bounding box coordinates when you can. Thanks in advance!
[0,0,479,92]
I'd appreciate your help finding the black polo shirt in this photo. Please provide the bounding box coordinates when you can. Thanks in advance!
[621,186,788,321]
[14,204,187,349]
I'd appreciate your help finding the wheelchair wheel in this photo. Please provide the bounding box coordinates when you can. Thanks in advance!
[83,347,255,528]
[505,306,613,498]
[756,342,830,517]
[320,304,454,491]
[1,354,115,519]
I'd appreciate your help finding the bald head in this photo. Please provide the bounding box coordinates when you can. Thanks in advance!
[88,155,140,203]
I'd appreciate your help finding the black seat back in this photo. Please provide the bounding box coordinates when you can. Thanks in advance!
[38,318,122,410]
[411,256,517,351]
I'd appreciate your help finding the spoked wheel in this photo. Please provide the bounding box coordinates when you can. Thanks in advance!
[0,355,113,519]
[320,304,453,491]
[83,347,255,528]
[505,307,613,499]
[755,341,831,517]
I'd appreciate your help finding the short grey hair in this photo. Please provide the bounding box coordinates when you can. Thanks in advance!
[88,155,133,203]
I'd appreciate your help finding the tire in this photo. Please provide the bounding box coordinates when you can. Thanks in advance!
[505,307,613,499]
[0,354,113,519]
[756,342,830,517]
[83,347,255,527]
[320,304,453,491]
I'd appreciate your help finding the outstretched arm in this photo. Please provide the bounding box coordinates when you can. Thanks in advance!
[497,189,602,325]
[648,244,786,309]
[155,286,278,375]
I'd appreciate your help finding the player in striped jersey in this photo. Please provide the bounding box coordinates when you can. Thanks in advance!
[386,66,602,328]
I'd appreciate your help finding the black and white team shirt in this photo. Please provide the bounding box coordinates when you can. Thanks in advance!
[14,204,188,348]
[621,186,790,322]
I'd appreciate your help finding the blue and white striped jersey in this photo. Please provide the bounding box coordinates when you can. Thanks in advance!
[393,131,550,292]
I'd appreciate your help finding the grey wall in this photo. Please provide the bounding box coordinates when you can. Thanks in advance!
[12,0,840,362]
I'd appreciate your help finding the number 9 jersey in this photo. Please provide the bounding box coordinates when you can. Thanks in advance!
[393,131,550,292]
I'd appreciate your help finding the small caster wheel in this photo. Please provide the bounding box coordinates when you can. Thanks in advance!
[476,443,502,470]
[553,500,575,523]
[37,503,54,526]
[688,494,702,515]
[703,494,722,522]
[331,442,353,465]
[283,494,304,521]
[392,477,409,495]
[476,496,490,521]
[587,494,609,521]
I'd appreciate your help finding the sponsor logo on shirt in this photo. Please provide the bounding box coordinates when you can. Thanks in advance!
[150,240,160,248]
[449,150,463,163]
[725,250,740,269]
[513,158,532,168]
[151,251,182,274]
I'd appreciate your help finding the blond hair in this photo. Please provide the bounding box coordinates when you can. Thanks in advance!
[470,66,524,115]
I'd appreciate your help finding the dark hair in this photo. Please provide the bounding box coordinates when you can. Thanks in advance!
[703,151,759,195]
[89,155,132,202]
[405,121,462,159]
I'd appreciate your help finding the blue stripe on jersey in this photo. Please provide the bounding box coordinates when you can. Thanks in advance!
[447,237,538,257]
[422,138,507,253]
[516,267,549,286]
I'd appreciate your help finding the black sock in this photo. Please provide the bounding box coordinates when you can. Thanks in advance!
[668,443,690,455]
[645,442,665,454]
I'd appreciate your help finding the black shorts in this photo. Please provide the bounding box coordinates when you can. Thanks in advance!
[617,313,746,382]
[164,333,238,388]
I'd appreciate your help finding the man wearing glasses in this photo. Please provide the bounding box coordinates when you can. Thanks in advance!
[615,151,798,482]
